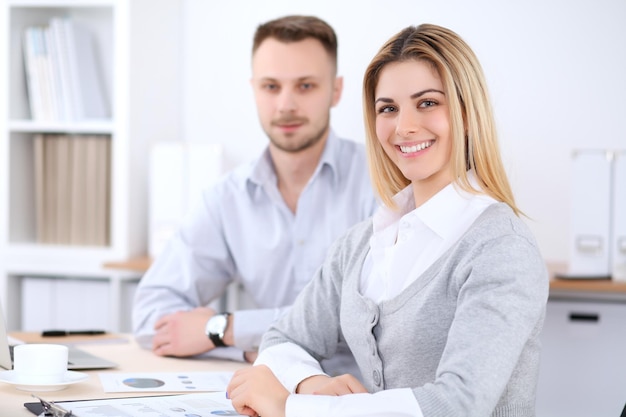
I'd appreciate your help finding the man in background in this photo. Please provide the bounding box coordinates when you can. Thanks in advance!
[132,15,376,372]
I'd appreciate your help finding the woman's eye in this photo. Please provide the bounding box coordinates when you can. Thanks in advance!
[419,99,437,108]
[376,105,396,114]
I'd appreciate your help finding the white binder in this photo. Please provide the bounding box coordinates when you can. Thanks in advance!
[148,142,222,259]
[567,150,612,277]
[612,151,626,281]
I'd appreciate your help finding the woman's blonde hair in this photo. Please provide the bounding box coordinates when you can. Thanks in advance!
[363,23,520,215]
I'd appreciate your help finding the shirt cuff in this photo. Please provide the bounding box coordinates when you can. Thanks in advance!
[255,343,326,393]
[201,346,246,362]
[232,308,283,351]
[286,388,423,417]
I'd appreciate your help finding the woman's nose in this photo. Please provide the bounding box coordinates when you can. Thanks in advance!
[395,110,420,137]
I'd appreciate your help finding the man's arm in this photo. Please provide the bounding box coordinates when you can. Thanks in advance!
[146,305,289,361]
[132,186,236,355]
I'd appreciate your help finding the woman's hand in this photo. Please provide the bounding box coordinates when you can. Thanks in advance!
[298,373,368,396]
[227,365,289,417]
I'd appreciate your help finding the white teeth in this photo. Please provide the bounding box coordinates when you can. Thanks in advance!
[399,141,434,153]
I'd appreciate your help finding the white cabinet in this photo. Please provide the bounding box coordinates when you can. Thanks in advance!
[0,0,182,331]
[536,298,626,417]
[20,275,138,332]
[21,276,111,331]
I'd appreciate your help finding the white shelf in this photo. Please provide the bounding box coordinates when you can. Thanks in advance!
[0,0,182,331]
[4,244,124,272]
[7,1,116,7]
[8,119,114,134]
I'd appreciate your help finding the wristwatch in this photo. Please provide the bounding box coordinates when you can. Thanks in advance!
[205,312,231,347]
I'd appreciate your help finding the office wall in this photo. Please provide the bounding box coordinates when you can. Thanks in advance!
[181,0,626,262]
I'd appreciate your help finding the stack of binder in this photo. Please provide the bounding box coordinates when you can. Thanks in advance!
[34,134,111,246]
[22,17,108,122]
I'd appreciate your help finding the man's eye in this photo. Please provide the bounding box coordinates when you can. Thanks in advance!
[263,84,279,91]
[300,83,314,90]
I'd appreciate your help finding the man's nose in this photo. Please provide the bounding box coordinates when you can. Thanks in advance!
[277,90,297,113]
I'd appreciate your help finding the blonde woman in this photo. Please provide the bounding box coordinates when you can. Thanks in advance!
[227,23,548,417]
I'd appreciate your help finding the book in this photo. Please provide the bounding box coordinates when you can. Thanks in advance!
[33,134,46,243]
[22,27,45,120]
[44,135,58,243]
[69,136,87,245]
[48,18,73,120]
[63,19,108,120]
[33,26,55,121]
[93,135,110,246]
[55,135,71,244]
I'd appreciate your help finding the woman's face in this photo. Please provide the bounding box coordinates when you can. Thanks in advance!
[374,60,454,196]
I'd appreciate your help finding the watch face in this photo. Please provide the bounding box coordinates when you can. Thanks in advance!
[207,314,228,334]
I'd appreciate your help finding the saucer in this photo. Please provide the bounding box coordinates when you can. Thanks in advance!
[0,370,88,392]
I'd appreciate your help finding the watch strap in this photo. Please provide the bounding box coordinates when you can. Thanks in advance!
[209,332,226,347]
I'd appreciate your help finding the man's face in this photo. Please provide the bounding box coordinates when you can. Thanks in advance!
[251,37,342,154]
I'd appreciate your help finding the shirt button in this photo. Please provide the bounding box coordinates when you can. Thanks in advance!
[297,240,305,246]
[373,370,381,386]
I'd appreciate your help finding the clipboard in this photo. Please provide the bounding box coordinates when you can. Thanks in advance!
[24,392,243,416]
[26,395,73,417]
[25,394,178,417]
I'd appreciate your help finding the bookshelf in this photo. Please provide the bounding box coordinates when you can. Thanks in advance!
[0,0,182,331]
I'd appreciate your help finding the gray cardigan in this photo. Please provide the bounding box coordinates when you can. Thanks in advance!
[260,203,549,417]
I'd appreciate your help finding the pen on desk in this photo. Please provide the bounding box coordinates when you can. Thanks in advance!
[41,330,107,337]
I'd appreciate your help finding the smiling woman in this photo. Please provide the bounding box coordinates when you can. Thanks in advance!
[373,61,452,207]
[226,23,549,417]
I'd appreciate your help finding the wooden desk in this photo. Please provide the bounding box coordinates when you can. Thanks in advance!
[105,257,626,297]
[548,262,626,301]
[0,335,249,416]
[103,256,153,273]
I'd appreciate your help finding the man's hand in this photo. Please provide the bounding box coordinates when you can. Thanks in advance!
[227,365,289,417]
[297,373,367,396]
[243,351,258,363]
[152,307,216,357]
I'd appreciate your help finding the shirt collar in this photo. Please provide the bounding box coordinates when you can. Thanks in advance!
[417,181,474,239]
[373,171,487,239]
[246,129,341,192]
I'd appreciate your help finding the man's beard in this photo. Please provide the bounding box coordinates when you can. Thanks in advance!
[267,116,329,154]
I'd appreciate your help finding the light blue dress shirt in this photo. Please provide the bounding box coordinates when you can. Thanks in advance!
[132,131,378,357]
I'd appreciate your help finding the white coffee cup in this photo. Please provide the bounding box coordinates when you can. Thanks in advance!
[13,344,68,384]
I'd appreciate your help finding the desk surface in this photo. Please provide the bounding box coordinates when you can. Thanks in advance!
[547,263,626,301]
[103,256,152,272]
[0,335,249,416]
[106,257,626,295]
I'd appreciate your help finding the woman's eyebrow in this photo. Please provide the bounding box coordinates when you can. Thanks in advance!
[410,88,445,99]
[375,88,445,104]
[374,97,393,104]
